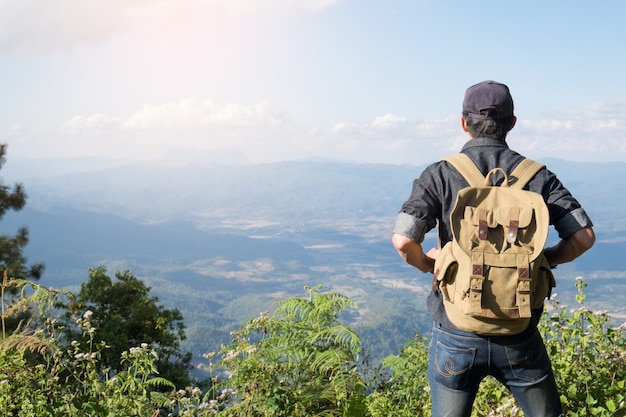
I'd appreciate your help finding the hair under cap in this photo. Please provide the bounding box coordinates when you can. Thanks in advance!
[463,80,514,120]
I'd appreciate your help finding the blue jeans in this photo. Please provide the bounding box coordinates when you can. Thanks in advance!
[427,322,562,417]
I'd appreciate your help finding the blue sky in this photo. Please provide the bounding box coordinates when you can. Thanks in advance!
[1,0,625,166]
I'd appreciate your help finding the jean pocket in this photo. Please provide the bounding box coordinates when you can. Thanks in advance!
[503,332,551,383]
[432,340,477,390]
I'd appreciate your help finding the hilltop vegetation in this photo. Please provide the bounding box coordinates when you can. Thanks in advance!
[2,274,624,416]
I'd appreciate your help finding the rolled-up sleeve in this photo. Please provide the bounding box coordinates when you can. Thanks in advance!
[554,207,594,239]
[538,168,594,239]
[393,212,430,243]
[392,164,442,244]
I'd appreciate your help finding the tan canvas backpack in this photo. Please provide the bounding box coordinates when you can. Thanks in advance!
[433,154,555,335]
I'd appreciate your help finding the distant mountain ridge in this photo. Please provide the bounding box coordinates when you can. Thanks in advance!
[5,156,624,234]
[7,159,419,224]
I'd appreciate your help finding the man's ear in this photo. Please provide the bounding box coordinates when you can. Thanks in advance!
[508,116,517,131]
[460,116,469,132]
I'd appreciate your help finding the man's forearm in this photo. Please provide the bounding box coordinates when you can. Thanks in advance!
[544,227,595,267]
[392,233,435,273]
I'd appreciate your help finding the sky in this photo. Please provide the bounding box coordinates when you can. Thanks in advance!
[1,0,626,166]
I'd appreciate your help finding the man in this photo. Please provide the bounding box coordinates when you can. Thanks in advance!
[391,80,595,417]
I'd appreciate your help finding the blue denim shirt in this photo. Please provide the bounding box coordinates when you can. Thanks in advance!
[393,137,594,328]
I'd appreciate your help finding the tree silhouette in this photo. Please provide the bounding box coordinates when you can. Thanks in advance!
[0,144,44,283]
[0,144,45,333]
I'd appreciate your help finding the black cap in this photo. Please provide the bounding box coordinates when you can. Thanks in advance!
[463,80,514,119]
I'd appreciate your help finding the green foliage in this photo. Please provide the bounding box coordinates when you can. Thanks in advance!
[217,285,366,416]
[366,334,431,416]
[540,277,626,417]
[1,274,624,416]
[66,266,193,388]
[471,376,523,417]
[0,276,173,416]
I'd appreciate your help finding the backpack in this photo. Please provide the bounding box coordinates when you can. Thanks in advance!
[433,154,556,335]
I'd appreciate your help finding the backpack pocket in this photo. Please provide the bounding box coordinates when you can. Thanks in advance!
[461,206,537,255]
[531,255,556,308]
[434,242,459,303]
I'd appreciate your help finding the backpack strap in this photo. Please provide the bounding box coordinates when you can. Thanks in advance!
[443,154,545,189]
[442,154,485,186]
[509,158,545,189]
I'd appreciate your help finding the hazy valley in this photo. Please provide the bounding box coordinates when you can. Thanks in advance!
[2,155,625,363]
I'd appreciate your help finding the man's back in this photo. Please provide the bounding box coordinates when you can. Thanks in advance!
[391,80,595,417]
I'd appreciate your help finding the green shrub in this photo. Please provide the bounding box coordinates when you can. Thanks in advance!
[216,285,366,417]
[541,277,626,417]
[0,276,173,416]
[366,335,430,417]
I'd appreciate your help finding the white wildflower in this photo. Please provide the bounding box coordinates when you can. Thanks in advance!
[223,350,238,361]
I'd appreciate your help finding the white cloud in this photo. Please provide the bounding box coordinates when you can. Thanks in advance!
[9,95,626,166]
[7,123,21,134]
[61,114,122,131]
[38,99,293,163]
[207,0,344,15]
[329,122,356,135]
[122,99,281,130]
[59,99,284,133]
[513,97,626,161]
[323,115,460,164]
[371,114,407,129]
[320,97,626,164]
[0,0,166,51]
[0,0,345,52]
